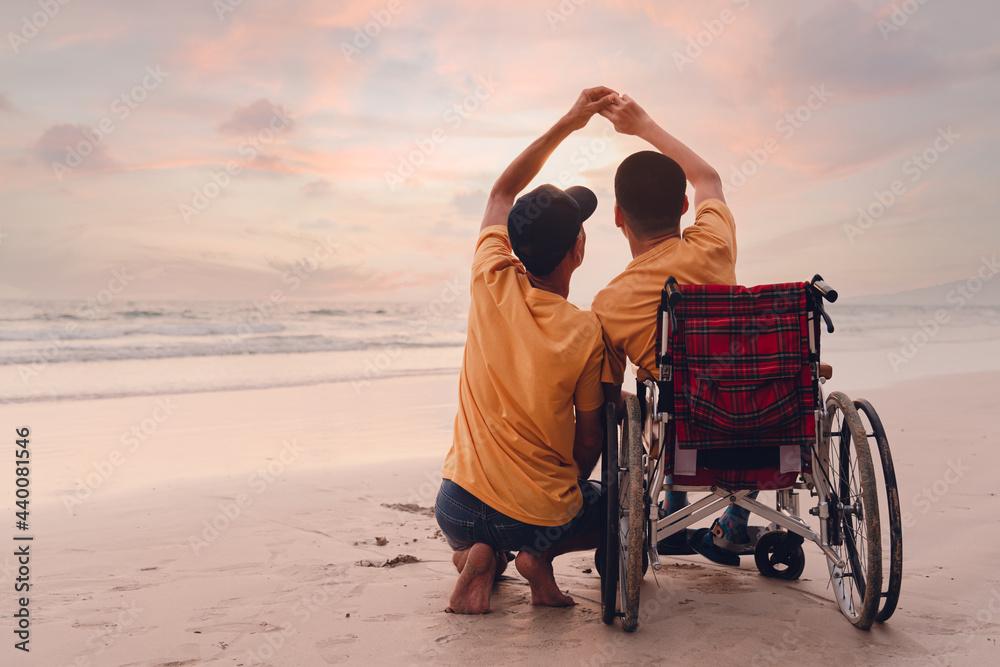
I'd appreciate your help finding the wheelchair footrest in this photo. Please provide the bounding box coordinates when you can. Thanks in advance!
[732,525,769,555]
[708,524,770,556]
[655,528,698,555]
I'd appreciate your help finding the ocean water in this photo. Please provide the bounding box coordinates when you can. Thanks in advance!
[1,299,999,403]
[0,300,466,363]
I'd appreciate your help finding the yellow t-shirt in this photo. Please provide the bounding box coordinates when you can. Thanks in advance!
[592,199,737,384]
[442,225,605,526]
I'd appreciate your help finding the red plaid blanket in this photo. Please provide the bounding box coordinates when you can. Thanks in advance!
[668,282,817,450]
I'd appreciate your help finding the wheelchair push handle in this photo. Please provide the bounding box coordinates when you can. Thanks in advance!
[664,276,682,308]
[811,274,838,303]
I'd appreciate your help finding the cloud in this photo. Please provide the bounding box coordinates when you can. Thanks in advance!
[299,218,334,230]
[302,179,333,196]
[762,3,996,101]
[243,152,292,175]
[3,0,998,301]
[264,257,405,294]
[33,124,116,173]
[631,0,991,106]
[218,98,295,136]
[451,189,486,217]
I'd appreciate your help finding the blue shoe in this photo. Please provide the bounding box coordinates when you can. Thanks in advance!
[656,492,695,554]
[656,529,695,555]
[688,527,741,567]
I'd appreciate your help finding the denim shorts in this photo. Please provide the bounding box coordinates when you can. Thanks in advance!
[435,478,604,556]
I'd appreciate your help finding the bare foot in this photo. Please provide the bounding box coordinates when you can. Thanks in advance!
[514,551,575,607]
[453,549,509,581]
[445,543,495,614]
[494,551,510,580]
[452,549,468,573]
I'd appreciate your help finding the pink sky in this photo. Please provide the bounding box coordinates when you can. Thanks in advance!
[1,0,997,304]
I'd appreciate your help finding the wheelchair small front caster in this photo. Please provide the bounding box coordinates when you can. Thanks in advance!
[754,531,806,580]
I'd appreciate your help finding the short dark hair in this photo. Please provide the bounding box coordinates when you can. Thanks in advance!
[614,151,687,238]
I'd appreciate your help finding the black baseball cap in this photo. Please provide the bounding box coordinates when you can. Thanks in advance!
[507,184,598,276]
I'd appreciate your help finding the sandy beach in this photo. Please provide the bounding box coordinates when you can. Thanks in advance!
[4,0,999,664]
[0,367,995,666]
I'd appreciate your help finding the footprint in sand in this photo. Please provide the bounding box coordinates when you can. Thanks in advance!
[362,612,405,623]
[316,635,358,664]
[154,661,199,667]
[111,583,145,592]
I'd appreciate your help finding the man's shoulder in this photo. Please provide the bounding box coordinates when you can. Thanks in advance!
[474,224,511,255]
[681,198,736,264]
[695,197,734,218]
[472,225,517,275]
[592,273,630,317]
[549,301,600,346]
[560,299,600,327]
[594,261,659,317]
[686,198,735,237]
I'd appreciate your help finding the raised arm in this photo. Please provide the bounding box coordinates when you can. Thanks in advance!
[480,86,618,230]
[601,95,724,206]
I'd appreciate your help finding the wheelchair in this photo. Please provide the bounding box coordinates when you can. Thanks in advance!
[599,275,902,632]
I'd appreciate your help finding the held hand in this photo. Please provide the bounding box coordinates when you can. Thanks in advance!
[599,94,654,136]
[563,86,619,131]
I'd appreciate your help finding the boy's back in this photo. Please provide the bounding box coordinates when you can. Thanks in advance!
[442,225,604,527]
[592,198,737,383]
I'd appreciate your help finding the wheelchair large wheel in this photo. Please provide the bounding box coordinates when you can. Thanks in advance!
[855,399,903,623]
[619,395,645,633]
[823,392,883,630]
[600,403,620,626]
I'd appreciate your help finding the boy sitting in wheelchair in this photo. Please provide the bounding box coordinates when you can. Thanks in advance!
[592,95,754,565]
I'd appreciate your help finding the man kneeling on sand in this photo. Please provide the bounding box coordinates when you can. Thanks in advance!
[434,87,617,614]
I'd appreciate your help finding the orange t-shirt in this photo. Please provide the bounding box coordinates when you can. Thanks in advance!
[442,226,605,526]
[592,198,737,384]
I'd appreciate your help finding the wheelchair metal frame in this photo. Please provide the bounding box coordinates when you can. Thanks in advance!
[645,288,842,562]
[609,276,901,630]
